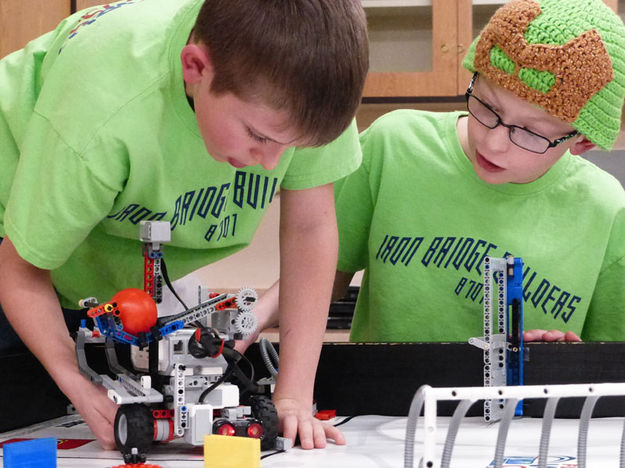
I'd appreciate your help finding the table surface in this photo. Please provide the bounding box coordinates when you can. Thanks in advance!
[1,413,623,467]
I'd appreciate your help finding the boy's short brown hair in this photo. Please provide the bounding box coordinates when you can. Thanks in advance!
[193,0,369,147]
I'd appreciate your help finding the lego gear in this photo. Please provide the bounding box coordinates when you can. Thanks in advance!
[233,311,257,338]
[462,0,625,149]
[235,287,258,312]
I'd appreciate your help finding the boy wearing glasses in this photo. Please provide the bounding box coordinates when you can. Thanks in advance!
[332,0,625,342]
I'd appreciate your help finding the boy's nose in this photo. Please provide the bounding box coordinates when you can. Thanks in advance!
[252,144,287,171]
[485,124,510,153]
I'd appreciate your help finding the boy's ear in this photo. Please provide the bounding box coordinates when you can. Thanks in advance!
[569,136,596,155]
[180,43,213,85]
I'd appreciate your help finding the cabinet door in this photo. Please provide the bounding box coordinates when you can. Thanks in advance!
[75,0,109,10]
[363,0,458,98]
[0,0,70,58]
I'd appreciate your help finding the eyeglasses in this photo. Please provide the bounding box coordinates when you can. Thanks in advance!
[465,73,579,154]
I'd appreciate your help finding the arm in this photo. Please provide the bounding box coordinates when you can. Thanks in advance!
[0,237,118,448]
[273,183,345,449]
[235,269,354,353]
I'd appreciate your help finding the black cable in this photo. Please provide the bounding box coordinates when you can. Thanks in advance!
[237,352,255,384]
[160,258,188,310]
[333,415,357,427]
[199,362,236,403]
[261,450,286,460]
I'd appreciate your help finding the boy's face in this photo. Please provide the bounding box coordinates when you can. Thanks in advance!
[460,75,582,184]
[182,44,306,170]
[194,74,304,170]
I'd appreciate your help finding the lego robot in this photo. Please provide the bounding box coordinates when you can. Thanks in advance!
[469,256,525,421]
[76,221,279,464]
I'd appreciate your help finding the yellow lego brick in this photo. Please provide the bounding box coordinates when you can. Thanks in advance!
[204,435,261,468]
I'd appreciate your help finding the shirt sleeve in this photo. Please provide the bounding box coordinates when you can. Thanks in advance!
[280,120,362,190]
[334,124,380,273]
[4,112,125,270]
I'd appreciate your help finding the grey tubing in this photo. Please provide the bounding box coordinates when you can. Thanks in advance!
[404,385,428,468]
[620,415,625,468]
[440,399,476,468]
[493,398,519,468]
[537,397,561,468]
[577,395,599,468]
[259,337,279,377]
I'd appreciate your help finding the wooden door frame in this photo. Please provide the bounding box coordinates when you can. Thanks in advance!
[363,0,458,98]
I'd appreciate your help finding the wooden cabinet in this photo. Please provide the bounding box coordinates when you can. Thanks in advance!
[0,0,69,59]
[75,0,109,10]
[0,0,111,59]
[363,0,619,99]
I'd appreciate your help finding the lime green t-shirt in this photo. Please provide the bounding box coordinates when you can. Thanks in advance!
[0,0,361,307]
[335,110,625,342]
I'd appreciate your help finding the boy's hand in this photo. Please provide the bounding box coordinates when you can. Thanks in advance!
[275,397,346,449]
[65,373,119,449]
[523,329,582,342]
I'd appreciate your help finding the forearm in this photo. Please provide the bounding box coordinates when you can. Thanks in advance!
[0,238,79,393]
[273,187,337,405]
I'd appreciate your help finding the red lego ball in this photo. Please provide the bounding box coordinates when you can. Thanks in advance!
[112,288,158,335]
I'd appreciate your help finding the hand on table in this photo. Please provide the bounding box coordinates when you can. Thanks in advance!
[523,329,582,342]
[66,374,119,449]
[275,397,346,449]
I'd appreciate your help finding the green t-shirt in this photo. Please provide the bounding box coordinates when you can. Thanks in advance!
[0,0,361,307]
[336,110,625,342]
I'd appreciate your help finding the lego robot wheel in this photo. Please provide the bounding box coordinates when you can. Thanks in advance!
[114,404,154,464]
[235,287,258,312]
[250,395,279,450]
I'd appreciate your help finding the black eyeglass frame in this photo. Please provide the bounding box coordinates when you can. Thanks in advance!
[465,72,579,155]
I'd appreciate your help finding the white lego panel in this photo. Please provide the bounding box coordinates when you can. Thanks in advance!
[200,382,239,408]
[140,220,171,243]
[185,404,214,446]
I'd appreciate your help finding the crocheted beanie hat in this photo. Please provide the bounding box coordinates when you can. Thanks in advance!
[462,0,625,149]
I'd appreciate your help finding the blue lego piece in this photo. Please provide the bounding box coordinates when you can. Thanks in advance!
[4,438,57,468]
[157,319,185,337]
[506,257,524,416]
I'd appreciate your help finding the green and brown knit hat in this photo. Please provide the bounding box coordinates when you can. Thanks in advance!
[462,0,625,149]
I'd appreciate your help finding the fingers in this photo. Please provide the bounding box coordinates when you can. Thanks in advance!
[70,379,118,449]
[523,329,582,342]
[564,331,582,342]
[324,423,346,445]
[276,400,346,449]
[312,421,327,449]
[542,329,582,342]
[281,412,299,447]
[289,418,344,449]
[523,329,547,342]
[297,418,316,450]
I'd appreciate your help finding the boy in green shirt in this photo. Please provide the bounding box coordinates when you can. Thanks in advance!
[332,0,625,343]
[0,0,368,451]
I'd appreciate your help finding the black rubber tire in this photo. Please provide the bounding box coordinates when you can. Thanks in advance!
[114,404,154,463]
[250,395,279,450]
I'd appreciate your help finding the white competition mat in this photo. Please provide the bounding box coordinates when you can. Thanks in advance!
[1,414,622,467]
